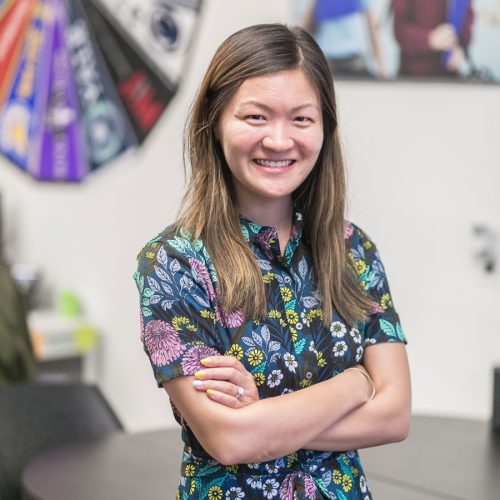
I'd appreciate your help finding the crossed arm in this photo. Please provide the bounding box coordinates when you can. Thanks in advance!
[163,342,411,465]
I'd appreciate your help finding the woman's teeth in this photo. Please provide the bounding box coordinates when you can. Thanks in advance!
[255,160,294,168]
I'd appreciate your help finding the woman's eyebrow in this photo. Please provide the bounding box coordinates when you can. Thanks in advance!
[237,100,319,112]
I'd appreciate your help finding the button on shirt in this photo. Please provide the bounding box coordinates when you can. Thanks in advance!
[134,212,406,499]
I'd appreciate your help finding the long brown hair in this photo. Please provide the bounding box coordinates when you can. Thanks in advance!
[177,24,373,327]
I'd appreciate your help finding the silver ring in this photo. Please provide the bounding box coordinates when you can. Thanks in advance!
[235,386,244,400]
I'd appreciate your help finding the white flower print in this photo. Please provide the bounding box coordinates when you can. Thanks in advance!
[265,463,278,474]
[356,345,364,362]
[350,327,361,344]
[284,353,298,373]
[333,341,348,357]
[360,475,367,493]
[330,321,347,338]
[282,388,294,394]
[295,322,303,330]
[365,338,376,345]
[247,463,260,469]
[308,340,315,351]
[267,369,283,388]
[262,478,279,498]
[246,477,262,489]
[226,486,245,499]
[301,311,310,327]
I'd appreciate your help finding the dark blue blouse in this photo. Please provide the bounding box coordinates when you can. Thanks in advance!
[134,212,406,500]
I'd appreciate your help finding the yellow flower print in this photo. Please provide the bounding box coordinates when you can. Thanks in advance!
[280,287,292,302]
[354,260,366,276]
[286,310,299,325]
[316,351,327,368]
[268,309,282,319]
[208,485,223,500]
[363,240,372,250]
[189,480,196,495]
[253,372,265,387]
[248,349,264,366]
[279,319,287,327]
[172,316,192,331]
[306,309,323,322]
[184,464,195,477]
[340,453,349,465]
[287,452,298,467]
[332,470,342,485]
[226,344,244,360]
[351,466,359,477]
[263,272,276,283]
[342,474,353,492]
[226,464,238,473]
[200,309,216,323]
[381,293,393,311]
[290,327,297,343]
[146,251,156,259]
[299,379,312,388]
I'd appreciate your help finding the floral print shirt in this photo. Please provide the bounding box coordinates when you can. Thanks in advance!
[134,212,406,500]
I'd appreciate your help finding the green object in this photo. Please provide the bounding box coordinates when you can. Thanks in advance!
[74,324,98,353]
[0,262,37,387]
[59,290,81,318]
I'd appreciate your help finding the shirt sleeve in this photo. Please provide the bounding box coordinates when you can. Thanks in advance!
[347,223,407,346]
[133,238,224,388]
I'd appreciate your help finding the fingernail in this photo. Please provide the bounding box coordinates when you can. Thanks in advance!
[200,358,211,366]
[194,371,205,379]
[192,380,204,387]
[207,389,215,396]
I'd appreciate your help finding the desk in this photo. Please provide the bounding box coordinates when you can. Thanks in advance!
[22,415,500,500]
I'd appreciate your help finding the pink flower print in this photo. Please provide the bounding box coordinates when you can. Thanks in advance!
[189,258,215,300]
[343,222,354,240]
[303,474,317,499]
[143,319,186,367]
[371,302,384,314]
[255,228,277,261]
[181,345,220,375]
[279,472,297,499]
[215,303,246,328]
[139,310,145,342]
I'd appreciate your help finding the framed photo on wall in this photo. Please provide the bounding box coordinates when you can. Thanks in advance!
[292,0,500,83]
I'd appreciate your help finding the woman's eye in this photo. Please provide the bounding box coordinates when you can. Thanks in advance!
[295,116,312,123]
[247,115,265,121]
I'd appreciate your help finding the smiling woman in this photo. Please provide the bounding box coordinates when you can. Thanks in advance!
[134,23,410,500]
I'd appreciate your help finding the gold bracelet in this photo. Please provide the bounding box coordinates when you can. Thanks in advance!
[345,367,376,401]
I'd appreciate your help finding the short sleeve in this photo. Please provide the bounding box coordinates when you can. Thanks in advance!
[347,223,407,346]
[133,234,224,388]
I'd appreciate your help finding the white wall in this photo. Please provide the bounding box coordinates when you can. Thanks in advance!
[1,0,499,431]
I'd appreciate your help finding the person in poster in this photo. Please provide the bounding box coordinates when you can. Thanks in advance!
[297,0,386,78]
[392,0,475,78]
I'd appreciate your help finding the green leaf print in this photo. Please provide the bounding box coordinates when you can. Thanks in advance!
[143,287,154,298]
[141,306,152,317]
[193,239,203,252]
[379,319,397,338]
[251,361,266,374]
[396,322,406,342]
[294,338,307,354]
[240,225,250,241]
[197,465,221,477]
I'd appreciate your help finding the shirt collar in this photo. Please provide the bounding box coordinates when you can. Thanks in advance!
[239,211,304,265]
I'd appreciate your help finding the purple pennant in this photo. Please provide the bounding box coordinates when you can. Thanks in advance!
[36,0,86,181]
[0,0,55,173]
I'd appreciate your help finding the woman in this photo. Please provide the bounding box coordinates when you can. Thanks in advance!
[134,23,410,499]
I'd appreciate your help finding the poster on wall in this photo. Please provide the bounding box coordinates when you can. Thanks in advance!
[0,0,203,182]
[292,0,500,83]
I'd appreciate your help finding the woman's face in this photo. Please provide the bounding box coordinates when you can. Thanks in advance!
[216,69,324,210]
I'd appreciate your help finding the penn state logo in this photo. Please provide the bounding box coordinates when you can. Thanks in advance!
[150,1,179,52]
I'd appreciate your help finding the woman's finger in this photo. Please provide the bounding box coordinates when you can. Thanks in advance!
[194,366,246,386]
[206,388,244,408]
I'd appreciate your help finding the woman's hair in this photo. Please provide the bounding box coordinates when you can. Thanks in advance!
[177,23,374,327]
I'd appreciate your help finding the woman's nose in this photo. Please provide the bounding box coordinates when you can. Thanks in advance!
[262,125,294,151]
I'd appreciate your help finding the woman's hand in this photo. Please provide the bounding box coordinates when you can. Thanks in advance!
[193,356,260,408]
